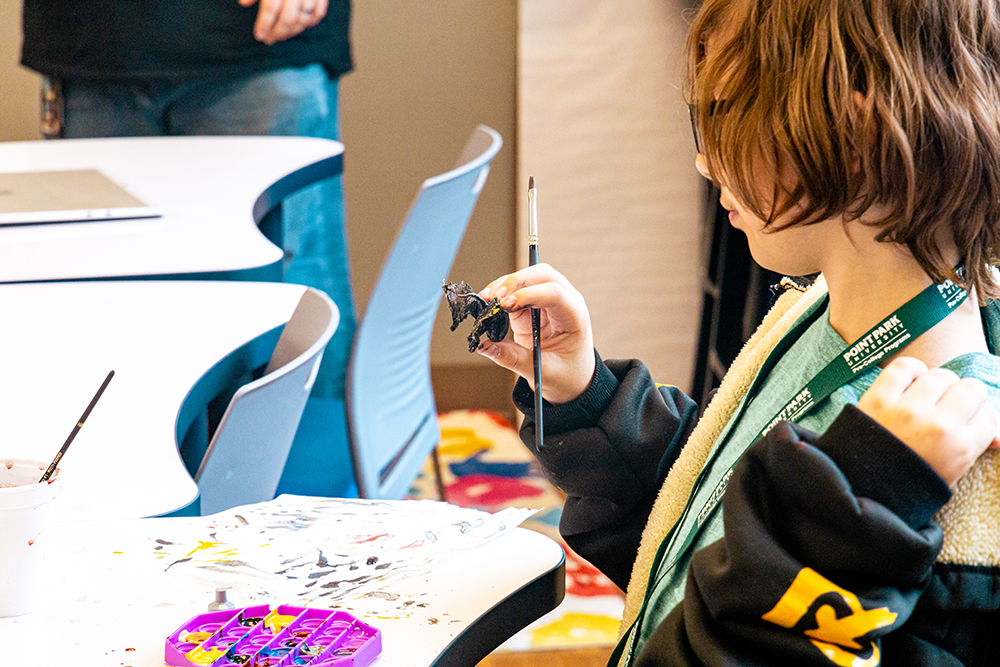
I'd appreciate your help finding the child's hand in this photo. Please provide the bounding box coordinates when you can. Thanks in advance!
[476,263,596,404]
[856,357,1000,487]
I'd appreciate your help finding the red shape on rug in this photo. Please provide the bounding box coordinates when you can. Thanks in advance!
[565,546,620,597]
[445,474,544,507]
[481,410,513,428]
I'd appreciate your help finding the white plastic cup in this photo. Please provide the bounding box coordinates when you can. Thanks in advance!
[0,459,60,617]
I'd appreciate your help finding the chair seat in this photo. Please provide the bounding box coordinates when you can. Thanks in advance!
[277,397,358,498]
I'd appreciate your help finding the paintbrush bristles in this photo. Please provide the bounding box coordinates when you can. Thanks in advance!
[528,176,538,247]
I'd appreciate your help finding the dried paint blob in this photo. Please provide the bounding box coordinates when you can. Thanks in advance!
[179,630,213,644]
[442,280,510,352]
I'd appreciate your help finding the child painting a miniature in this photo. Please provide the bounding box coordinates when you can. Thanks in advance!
[475,0,1000,664]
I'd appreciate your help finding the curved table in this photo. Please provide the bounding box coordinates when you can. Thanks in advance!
[0,280,313,520]
[0,500,565,667]
[0,282,567,666]
[0,136,344,283]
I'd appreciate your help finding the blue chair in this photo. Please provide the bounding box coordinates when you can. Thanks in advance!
[194,288,337,514]
[278,125,503,500]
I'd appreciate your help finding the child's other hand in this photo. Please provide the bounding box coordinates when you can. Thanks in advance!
[476,263,595,404]
[856,357,1000,488]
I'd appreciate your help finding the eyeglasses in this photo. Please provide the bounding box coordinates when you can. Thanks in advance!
[688,100,726,154]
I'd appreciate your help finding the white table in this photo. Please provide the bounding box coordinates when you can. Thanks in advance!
[0,280,314,520]
[0,497,566,667]
[0,136,344,283]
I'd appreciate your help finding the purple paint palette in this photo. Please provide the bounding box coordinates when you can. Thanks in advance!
[165,604,381,667]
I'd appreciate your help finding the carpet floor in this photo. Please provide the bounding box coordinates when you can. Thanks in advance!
[406,410,625,651]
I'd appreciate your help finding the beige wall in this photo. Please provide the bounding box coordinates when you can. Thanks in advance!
[518,0,702,389]
[0,0,703,393]
[0,1,517,373]
[0,0,41,141]
[342,1,516,369]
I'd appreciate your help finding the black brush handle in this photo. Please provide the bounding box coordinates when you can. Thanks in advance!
[529,244,543,450]
[39,370,115,483]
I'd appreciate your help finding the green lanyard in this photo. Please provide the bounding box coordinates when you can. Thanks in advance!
[620,277,968,666]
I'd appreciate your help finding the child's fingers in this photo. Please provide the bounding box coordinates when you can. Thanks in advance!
[966,400,1000,453]
[480,263,571,300]
[860,361,996,487]
[499,280,571,312]
[896,367,963,413]
[938,378,996,463]
[880,356,931,393]
[479,275,511,299]
[474,263,595,404]
[505,307,534,334]
[988,399,1000,449]
[501,282,590,345]
[857,356,928,414]
[477,339,533,382]
[934,376,989,425]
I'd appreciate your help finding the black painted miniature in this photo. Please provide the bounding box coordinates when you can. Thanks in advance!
[442,280,511,352]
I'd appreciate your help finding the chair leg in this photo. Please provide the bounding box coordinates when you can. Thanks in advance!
[431,445,448,502]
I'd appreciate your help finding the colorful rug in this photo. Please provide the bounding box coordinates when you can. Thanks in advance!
[406,410,625,650]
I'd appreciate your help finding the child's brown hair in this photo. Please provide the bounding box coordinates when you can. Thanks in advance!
[686,0,1000,300]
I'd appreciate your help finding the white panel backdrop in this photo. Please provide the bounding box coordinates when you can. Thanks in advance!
[518,0,704,390]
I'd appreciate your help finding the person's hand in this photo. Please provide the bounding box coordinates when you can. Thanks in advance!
[476,263,596,404]
[239,0,328,45]
[856,357,1000,487]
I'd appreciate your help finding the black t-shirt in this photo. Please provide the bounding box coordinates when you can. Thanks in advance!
[21,0,352,82]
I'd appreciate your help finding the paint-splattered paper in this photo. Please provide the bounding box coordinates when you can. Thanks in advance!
[151,496,534,609]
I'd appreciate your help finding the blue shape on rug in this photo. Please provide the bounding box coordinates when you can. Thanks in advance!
[449,451,534,479]
[532,507,562,528]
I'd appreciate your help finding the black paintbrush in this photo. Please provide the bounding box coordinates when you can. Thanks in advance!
[528,177,543,450]
[38,370,115,483]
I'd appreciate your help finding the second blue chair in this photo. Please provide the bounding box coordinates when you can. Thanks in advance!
[277,125,504,500]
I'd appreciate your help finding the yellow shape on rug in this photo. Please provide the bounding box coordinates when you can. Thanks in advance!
[531,612,620,647]
[439,427,494,458]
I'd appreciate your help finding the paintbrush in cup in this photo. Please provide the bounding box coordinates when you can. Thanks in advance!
[38,370,115,483]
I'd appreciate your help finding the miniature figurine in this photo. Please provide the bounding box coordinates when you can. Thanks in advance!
[442,280,510,352]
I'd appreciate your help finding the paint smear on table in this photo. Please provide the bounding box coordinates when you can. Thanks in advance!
[150,496,534,610]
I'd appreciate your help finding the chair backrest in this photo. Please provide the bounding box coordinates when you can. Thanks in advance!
[196,288,337,514]
[347,125,503,499]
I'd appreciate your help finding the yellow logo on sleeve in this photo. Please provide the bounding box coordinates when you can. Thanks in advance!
[762,568,897,667]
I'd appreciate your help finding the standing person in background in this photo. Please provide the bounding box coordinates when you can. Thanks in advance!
[19,0,356,403]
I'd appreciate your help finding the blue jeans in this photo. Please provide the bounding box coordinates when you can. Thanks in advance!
[62,65,356,400]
